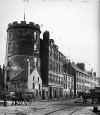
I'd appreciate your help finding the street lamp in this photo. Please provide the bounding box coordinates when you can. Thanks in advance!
[27,58,30,78]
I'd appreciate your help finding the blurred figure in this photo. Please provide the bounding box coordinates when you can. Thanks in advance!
[82,93,87,104]
[3,95,7,106]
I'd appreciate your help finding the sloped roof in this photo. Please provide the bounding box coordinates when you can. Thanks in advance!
[71,63,89,76]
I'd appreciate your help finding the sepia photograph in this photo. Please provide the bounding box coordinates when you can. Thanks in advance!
[0,0,99,114]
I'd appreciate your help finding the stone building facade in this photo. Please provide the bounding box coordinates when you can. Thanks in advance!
[4,21,97,100]
[40,31,65,99]
[6,21,42,97]
[72,63,97,96]
[63,61,97,97]
[0,65,5,91]
[63,73,74,98]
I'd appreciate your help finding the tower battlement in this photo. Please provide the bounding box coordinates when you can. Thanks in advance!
[7,21,40,32]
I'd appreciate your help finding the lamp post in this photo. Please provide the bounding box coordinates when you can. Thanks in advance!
[27,58,30,78]
[3,65,6,91]
[27,58,31,92]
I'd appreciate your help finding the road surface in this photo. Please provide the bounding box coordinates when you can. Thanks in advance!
[0,98,97,115]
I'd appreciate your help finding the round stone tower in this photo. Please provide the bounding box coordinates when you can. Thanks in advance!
[6,21,41,92]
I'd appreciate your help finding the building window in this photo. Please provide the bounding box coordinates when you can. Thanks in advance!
[34,32,37,40]
[59,65,60,73]
[39,84,40,90]
[59,77,60,84]
[33,76,34,81]
[33,83,35,89]
[34,44,37,51]
[64,84,66,89]
[66,84,67,89]
[38,77,39,82]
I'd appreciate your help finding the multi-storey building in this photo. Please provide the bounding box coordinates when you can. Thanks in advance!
[40,31,65,99]
[71,63,97,96]
[63,61,97,97]
[0,65,5,91]
[4,20,97,100]
[6,21,42,97]
[63,59,74,98]
[72,64,90,95]
[88,71,97,89]
[63,73,74,98]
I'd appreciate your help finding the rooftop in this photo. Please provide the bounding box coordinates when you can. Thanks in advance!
[7,21,41,32]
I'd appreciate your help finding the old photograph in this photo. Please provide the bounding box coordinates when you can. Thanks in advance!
[0,0,99,114]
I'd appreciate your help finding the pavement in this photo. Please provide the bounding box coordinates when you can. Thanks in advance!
[0,98,98,115]
[72,107,97,115]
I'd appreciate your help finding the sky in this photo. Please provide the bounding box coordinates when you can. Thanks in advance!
[0,0,99,76]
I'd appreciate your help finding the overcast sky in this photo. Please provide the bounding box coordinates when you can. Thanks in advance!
[0,0,99,76]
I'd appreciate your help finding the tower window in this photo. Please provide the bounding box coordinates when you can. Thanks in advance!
[33,83,35,89]
[34,32,37,40]
[38,77,39,82]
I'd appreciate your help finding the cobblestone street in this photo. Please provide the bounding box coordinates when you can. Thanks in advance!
[0,98,97,115]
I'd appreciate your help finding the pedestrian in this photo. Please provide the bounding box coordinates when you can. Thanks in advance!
[91,96,94,104]
[82,93,86,104]
[3,95,7,107]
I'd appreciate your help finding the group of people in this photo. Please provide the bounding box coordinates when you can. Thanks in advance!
[82,94,87,104]
[2,92,35,106]
[81,93,96,104]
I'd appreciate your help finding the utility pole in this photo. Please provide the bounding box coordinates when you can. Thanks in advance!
[3,65,6,91]
[27,58,30,78]
[27,58,31,90]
